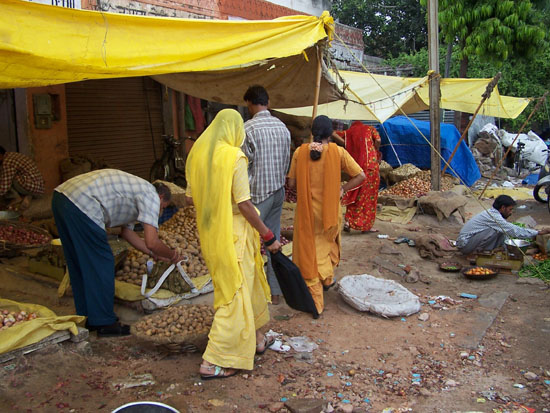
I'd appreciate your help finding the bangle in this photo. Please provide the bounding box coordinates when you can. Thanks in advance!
[262,230,275,242]
[264,237,276,247]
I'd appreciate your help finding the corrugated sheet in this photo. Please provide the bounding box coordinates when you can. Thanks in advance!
[66,77,164,180]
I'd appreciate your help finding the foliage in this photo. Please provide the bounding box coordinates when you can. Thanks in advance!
[385,44,550,130]
[422,0,547,76]
[331,0,428,58]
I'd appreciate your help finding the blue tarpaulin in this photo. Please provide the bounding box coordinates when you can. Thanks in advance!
[377,116,481,187]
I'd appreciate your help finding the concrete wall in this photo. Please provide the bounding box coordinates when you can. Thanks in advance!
[24,85,69,193]
[267,0,331,16]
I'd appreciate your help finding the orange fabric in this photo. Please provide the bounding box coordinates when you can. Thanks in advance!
[293,143,341,280]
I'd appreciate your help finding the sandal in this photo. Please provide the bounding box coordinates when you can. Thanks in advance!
[256,335,275,355]
[199,364,238,380]
[343,223,351,233]
[322,282,336,292]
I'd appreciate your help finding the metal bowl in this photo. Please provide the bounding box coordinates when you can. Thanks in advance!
[505,238,531,255]
[0,210,20,220]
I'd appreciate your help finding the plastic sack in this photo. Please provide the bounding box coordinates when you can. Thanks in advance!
[0,298,84,355]
[287,336,319,352]
[499,129,548,166]
[338,274,421,317]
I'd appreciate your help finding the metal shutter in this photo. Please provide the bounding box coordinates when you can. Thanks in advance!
[66,77,164,180]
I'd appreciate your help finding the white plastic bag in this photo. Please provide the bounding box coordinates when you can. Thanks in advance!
[338,274,421,318]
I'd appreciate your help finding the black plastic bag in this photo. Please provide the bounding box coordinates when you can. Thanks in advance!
[269,251,319,319]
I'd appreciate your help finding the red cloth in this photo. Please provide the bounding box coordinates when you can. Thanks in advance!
[336,122,381,231]
[186,95,205,134]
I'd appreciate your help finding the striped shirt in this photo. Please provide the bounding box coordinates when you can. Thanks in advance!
[0,152,45,196]
[456,207,538,248]
[55,169,160,230]
[243,110,291,204]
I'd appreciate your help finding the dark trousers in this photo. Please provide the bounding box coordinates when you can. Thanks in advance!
[52,192,116,326]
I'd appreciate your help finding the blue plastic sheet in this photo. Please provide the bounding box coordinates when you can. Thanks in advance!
[377,116,481,187]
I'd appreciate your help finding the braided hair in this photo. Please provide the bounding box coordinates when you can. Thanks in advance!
[310,115,333,161]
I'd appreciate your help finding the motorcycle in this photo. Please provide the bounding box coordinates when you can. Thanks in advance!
[533,147,550,212]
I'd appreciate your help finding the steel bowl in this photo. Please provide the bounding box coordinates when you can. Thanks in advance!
[505,238,531,255]
[0,210,20,220]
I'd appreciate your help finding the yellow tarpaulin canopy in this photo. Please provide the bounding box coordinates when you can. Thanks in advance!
[0,0,342,107]
[277,70,530,121]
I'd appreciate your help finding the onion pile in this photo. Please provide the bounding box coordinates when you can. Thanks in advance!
[285,180,297,203]
[0,225,49,246]
[0,309,37,330]
[380,170,455,198]
[133,305,214,338]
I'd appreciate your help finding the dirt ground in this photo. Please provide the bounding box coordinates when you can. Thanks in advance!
[1,194,549,413]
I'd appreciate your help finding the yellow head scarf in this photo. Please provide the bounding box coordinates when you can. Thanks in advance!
[186,109,247,308]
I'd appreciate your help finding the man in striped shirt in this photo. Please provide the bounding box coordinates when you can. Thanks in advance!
[243,85,291,305]
[53,169,183,337]
[0,146,45,210]
[457,195,550,255]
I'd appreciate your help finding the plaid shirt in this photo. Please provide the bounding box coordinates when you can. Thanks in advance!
[0,152,45,196]
[243,110,291,204]
[55,169,160,230]
[456,207,538,248]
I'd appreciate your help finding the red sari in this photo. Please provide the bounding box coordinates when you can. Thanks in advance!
[337,121,381,231]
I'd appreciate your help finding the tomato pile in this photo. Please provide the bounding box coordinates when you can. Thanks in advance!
[465,267,495,276]
[0,225,49,246]
[0,309,38,330]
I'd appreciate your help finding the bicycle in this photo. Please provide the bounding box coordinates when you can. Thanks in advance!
[150,134,187,187]
[513,141,526,177]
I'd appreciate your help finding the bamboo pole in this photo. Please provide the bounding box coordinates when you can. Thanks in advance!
[442,72,501,174]
[310,46,323,142]
[478,92,548,199]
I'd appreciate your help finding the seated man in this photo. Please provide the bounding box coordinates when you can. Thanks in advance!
[457,195,550,255]
[0,146,45,210]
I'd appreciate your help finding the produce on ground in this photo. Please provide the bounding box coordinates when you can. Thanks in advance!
[133,304,214,339]
[519,259,550,282]
[380,170,455,199]
[0,309,37,330]
[0,225,50,246]
[284,180,297,203]
[465,267,496,276]
[533,253,547,261]
[115,207,208,286]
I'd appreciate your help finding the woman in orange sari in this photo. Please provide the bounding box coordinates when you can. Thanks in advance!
[287,116,365,314]
[333,121,381,233]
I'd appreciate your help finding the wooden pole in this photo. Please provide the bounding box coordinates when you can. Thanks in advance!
[478,92,548,199]
[442,72,501,174]
[310,46,323,142]
[428,0,440,190]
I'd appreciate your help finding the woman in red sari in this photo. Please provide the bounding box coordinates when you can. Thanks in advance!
[333,121,381,232]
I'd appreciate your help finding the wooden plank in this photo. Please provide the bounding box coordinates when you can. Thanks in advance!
[0,330,70,363]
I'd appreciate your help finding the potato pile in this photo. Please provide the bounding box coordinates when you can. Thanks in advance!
[133,305,214,340]
[115,206,209,286]
[0,309,37,330]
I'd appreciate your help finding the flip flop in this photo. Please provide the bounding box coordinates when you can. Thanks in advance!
[323,282,336,291]
[256,335,276,355]
[200,364,238,380]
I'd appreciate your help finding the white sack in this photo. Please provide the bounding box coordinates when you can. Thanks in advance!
[338,274,421,318]
[498,129,548,166]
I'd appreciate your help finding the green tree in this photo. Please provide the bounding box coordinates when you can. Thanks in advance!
[331,0,428,58]
[430,0,547,77]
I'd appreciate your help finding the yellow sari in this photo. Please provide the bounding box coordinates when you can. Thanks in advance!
[186,109,270,370]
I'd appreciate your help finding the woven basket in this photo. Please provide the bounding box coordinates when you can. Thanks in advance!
[0,221,52,256]
[131,304,213,353]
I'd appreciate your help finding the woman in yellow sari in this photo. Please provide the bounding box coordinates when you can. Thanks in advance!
[288,115,365,315]
[185,109,281,380]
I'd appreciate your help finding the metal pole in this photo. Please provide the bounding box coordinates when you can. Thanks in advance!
[428,0,441,190]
